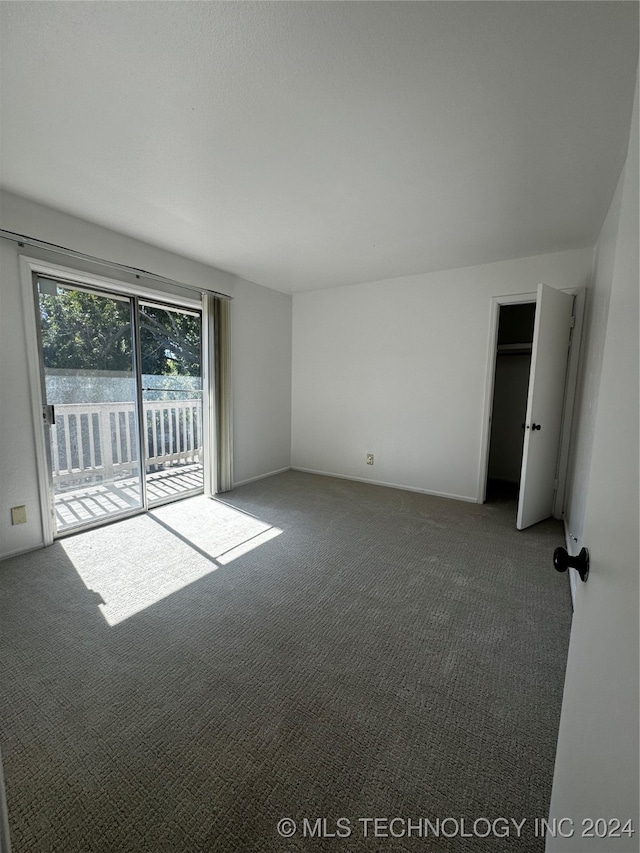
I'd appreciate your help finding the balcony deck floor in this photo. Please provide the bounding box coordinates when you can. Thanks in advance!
[54,464,204,533]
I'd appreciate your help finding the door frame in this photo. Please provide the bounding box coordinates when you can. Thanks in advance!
[477,285,586,517]
[19,254,207,544]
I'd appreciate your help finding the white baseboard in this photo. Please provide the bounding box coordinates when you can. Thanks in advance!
[0,746,11,853]
[291,467,476,503]
[233,467,292,488]
[0,542,46,562]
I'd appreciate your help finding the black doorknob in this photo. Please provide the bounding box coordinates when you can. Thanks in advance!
[554,546,589,582]
[531,423,542,431]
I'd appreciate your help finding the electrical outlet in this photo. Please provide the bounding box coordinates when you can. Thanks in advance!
[366,453,374,465]
[11,505,27,525]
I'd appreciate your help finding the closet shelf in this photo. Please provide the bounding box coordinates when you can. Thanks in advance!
[497,343,532,355]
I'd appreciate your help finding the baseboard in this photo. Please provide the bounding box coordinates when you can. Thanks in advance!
[563,519,578,609]
[291,467,476,503]
[0,746,11,853]
[233,467,292,488]
[0,542,46,562]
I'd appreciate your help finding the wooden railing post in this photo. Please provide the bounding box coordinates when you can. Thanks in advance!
[51,398,203,490]
[99,406,114,482]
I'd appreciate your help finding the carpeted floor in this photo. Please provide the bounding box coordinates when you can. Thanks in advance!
[0,471,572,852]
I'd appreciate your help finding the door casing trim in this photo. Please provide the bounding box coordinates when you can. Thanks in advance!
[20,257,55,545]
[477,291,536,506]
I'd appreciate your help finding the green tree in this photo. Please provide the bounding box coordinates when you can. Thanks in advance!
[40,289,133,371]
[39,287,200,376]
[139,305,200,376]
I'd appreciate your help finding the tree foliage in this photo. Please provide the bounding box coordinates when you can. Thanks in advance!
[139,305,200,376]
[39,287,201,376]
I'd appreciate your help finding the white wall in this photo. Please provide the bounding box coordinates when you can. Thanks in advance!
[231,277,292,486]
[1,191,238,296]
[0,193,292,559]
[0,240,44,557]
[292,248,593,501]
[547,78,639,851]
[562,165,623,542]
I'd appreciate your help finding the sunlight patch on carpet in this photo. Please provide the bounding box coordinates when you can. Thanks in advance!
[60,495,282,625]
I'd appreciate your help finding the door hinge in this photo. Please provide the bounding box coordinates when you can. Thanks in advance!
[570,315,576,328]
[553,478,559,490]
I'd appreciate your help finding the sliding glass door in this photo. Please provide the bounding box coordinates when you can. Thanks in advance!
[139,302,203,507]
[35,276,203,535]
[37,278,143,532]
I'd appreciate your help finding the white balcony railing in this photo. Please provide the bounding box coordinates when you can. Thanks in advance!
[49,399,203,491]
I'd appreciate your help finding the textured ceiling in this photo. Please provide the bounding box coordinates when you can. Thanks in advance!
[1,2,638,293]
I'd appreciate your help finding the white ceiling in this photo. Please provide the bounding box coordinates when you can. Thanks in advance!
[1,2,638,294]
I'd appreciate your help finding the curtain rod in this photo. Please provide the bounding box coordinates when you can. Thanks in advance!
[0,228,232,300]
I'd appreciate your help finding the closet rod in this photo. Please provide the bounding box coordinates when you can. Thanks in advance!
[497,343,532,355]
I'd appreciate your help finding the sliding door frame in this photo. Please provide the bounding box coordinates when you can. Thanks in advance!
[19,255,209,543]
[132,295,149,513]
[138,296,206,510]
[201,293,217,497]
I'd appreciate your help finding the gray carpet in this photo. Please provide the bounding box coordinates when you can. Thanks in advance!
[0,471,572,852]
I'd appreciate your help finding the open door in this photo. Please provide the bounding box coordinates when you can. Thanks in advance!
[517,283,574,529]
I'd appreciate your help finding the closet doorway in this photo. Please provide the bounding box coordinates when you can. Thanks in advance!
[482,284,580,529]
[486,302,536,503]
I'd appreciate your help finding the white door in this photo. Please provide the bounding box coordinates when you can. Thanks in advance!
[516,283,574,530]
[546,155,638,848]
